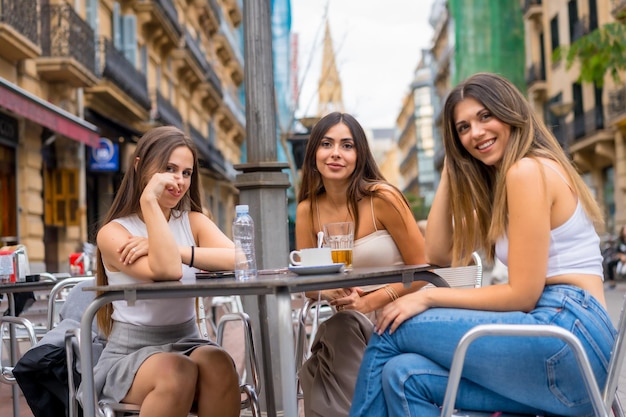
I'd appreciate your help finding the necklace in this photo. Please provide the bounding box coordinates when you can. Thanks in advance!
[316,198,351,230]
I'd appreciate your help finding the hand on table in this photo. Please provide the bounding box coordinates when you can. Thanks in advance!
[118,236,149,265]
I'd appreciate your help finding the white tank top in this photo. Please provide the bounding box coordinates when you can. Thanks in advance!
[106,211,198,326]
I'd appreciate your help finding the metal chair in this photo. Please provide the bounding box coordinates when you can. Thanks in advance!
[441,293,626,417]
[65,294,262,417]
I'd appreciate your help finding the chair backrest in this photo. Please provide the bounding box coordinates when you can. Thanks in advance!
[441,293,626,417]
[603,292,626,413]
[428,251,483,289]
[47,277,96,330]
[67,296,261,417]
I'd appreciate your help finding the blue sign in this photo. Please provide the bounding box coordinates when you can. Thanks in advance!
[89,137,119,171]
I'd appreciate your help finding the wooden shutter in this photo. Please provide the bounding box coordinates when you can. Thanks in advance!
[44,168,80,227]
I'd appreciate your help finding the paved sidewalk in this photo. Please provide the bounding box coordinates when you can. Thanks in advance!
[2,284,626,417]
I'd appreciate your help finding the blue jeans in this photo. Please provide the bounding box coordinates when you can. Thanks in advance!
[349,285,616,417]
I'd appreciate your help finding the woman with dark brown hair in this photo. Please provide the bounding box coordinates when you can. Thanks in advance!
[87,126,240,417]
[296,112,427,417]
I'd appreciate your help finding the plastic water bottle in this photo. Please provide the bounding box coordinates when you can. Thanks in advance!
[233,205,257,280]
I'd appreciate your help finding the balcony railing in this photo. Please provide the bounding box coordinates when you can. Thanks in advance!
[572,17,589,42]
[189,125,227,175]
[156,90,183,128]
[40,4,95,74]
[526,63,546,85]
[155,0,182,37]
[0,0,39,46]
[218,19,244,66]
[223,87,245,128]
[550,120,573,149]
[608,86,626,121]
[97,37,151,110]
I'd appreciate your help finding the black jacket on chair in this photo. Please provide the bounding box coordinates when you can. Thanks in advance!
[13,279,105,417]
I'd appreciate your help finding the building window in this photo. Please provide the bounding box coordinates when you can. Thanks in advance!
[44,168,80,226]
[550,16,560,52]
[568,0,578,43]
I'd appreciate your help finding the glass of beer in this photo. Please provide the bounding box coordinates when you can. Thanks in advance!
[323,222,354,271]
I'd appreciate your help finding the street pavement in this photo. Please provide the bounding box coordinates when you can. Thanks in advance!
[2,283,626,417]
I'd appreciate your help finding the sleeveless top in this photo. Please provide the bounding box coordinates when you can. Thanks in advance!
[495,163,602,278]
[106,210,199,326]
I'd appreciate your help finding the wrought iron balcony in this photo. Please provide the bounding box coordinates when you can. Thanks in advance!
[0,0,40,61]
[134,0,182,47]
[526,63,546,84]
[189,124,228,177]
[550,120,573,149]
[97,37,151,111]
[155,90,183,129]
[38,4,97,87]
[155,0,182,37]
[399,146,418,173]
[222,87,245,128]
[608,86,626,124]
[572,17,589,42]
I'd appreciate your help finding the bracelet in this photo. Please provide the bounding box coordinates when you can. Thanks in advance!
[383,285,399,301]
[189,246,195,268]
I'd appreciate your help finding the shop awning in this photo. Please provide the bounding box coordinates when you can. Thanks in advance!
[0,77,99,147]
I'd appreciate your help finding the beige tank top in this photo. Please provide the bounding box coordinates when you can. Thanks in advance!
[317,197,404,291]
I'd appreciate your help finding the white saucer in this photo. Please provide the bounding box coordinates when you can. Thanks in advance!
[288,263,344,275]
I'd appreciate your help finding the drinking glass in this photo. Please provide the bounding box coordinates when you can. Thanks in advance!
[323,222,354,270]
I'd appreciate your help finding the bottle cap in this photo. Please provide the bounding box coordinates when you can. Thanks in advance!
[235,204,249,214]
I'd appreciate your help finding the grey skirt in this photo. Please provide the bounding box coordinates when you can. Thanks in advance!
[83,318,217,405]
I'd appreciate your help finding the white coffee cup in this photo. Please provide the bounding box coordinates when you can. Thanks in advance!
[289,247,333,267]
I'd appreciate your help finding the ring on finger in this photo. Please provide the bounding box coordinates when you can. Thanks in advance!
[132,248,136,253]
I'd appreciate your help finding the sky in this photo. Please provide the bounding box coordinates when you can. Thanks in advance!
[290,0,436,130]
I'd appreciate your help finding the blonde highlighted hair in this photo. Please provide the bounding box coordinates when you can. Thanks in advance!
[442,73,603,265]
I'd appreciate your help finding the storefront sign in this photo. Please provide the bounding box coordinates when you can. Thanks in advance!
[89,137,119,171]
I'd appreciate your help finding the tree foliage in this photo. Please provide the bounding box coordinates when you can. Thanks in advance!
[553,18,626,87]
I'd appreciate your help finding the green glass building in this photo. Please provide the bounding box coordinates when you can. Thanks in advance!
[449,0,526,92]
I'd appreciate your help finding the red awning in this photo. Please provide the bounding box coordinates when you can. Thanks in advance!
[0,77,99,147]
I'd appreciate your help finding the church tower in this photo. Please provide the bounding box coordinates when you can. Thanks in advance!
[317,20,344,116]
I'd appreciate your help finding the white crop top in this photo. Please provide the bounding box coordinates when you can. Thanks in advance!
[495,175,602,279]
[106,211,198,326]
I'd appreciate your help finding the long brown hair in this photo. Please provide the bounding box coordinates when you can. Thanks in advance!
[96,126,203,336]
[297,112,409,240]
[442,73,603,265]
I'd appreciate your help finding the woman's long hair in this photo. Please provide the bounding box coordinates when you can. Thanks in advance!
[96,126,202,336]
[442,73,603,265]
[297,112,409,241]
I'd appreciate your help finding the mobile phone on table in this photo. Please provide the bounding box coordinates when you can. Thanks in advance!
[196,270,235,279]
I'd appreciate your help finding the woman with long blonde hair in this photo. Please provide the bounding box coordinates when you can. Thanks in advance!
[350,73,615,417]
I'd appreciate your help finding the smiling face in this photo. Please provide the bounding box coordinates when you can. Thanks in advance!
[453,97,512,167]
[315,122,357,184]
[158,145,194,209]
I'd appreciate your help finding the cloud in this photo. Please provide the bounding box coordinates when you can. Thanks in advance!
[292,0,435,129]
